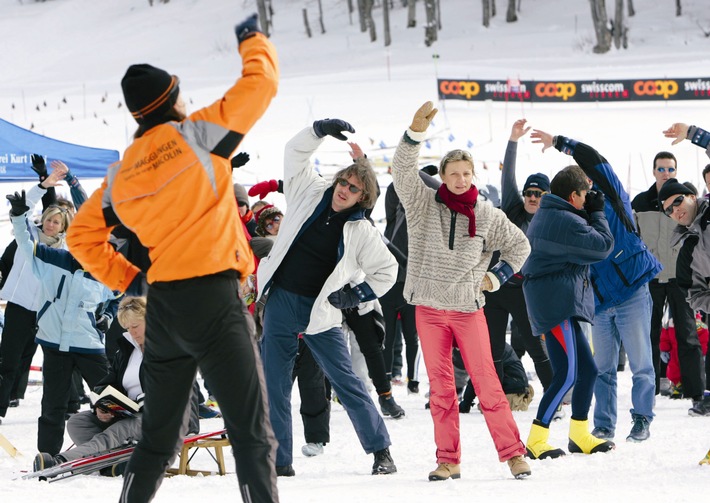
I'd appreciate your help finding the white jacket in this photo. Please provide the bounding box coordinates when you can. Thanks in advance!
[0,185,62,310]
[257,126,397,335]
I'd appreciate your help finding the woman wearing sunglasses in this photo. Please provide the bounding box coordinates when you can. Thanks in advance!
[257,118,398,477]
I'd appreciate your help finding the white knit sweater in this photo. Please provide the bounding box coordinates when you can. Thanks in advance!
[391,134,530,312]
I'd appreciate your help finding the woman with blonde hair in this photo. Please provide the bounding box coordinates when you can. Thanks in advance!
[0,166,72,424]
[390,102,532,481]
[33,296,147,475]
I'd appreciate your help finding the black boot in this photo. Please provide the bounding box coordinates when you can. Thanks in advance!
[372,448,397,475]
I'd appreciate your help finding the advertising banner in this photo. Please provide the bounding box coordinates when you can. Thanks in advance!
[437,77,710,103]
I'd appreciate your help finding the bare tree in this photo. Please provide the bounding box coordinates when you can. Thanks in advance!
[675,0,682,16]
[407,0,417,27]
[482,0,491,27]
[256,0,271,37]
[357,0,367,33]
[627,0,635,16]
[424,0,437,46]
[317,0,326,34]
[506,0,517,22]
[303,8,312,38]
[492,0,497,18]
[589,0,612,53]
[363,0,377,42]
[612,0,627,49]
[383,0,392,46]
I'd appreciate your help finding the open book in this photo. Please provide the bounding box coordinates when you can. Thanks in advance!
[89,385,142,419]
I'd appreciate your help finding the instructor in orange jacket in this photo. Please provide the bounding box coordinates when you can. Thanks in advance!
[67,13,279,503]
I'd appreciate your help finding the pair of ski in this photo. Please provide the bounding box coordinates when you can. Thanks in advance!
[22,429,228,482]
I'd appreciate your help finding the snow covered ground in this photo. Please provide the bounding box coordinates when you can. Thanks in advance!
[1,0,710,501]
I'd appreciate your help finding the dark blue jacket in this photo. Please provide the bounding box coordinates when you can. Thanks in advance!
[554,137,662,312]
[522,194,614,336]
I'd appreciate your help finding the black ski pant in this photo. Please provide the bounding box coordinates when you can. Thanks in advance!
[0,302,38,416]
[292,338,330,444]
[38,347,109,455]
[649,279,705,397]
[379,282,419,381]
[120,271,278,503]
[343,308,391,395]
[484,285,553,391]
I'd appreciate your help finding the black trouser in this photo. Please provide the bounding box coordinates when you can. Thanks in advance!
[342,308,391,395]
[292,338,330,444]
[120,271,278,503]
[379,282,419,381]
[38,347,109,454]
[649,280,705,397]
[0,302,38,417]
[484,286,554,391]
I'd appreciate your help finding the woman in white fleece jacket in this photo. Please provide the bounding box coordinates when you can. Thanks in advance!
[390,102,532,481]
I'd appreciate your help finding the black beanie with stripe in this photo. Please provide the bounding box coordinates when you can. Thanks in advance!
[121,64,180,124]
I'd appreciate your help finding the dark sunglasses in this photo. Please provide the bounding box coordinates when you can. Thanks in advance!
[336,178,362,194]
[656,167,676,173]
[522,190,546,198]
[663,194,685,217]
[266,215,281,230]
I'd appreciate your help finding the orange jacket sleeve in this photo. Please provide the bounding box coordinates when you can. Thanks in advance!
[67,175,141,292]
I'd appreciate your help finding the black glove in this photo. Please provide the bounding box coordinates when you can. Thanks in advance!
[6,191,29,217]
[96,314,111,333]
[231,152,250,169]
[584,190,606,213]
[31,154,48,182]
[125,271,148,297]
[235,13,260,44]
[313,119,355,141]
[327,285,361,310]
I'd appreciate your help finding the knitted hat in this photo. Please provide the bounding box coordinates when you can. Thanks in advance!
[233,183,249,207]
[255,204,283,236]
[523,173,550,192]
[658,178,696,206]
[121,64,180,124]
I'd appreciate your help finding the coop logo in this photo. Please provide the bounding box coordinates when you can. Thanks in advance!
[633,80,679,99]
[534,82,576,101]
[439,80,481,99]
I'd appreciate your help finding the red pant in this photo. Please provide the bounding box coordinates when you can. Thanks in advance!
[416,305,525,464]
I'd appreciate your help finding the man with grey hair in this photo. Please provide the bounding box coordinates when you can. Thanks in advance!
[257,119,399,477]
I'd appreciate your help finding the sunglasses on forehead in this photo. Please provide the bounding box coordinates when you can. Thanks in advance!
[47,204,69,214]
[336,178,362,194]
[663,194,685,217]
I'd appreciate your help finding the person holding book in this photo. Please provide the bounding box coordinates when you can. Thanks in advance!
[32,296,148,475]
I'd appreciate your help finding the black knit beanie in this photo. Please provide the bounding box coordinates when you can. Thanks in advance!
[658,178,695,206]
[121,64,180,124]
[523,173,550,192]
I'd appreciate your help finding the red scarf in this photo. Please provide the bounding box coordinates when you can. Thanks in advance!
[241,209,254,226]
[436,184,478,237]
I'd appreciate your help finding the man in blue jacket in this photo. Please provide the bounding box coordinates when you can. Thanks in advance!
[531,129,661,443]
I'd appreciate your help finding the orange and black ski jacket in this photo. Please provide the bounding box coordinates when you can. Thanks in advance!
[67,34,278,291]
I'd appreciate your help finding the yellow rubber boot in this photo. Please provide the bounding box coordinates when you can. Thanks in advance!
[525,422,565,460]
[568,419,615,454]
